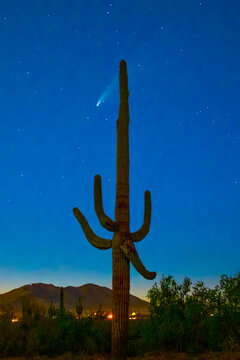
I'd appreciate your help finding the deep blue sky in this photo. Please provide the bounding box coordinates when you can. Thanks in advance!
[0,1,239,299]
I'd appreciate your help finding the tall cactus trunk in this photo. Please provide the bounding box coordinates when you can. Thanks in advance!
[112,60,130,360]
[112,246,129,359]
[73,60,156,360]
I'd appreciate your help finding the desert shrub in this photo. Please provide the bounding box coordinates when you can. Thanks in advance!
[1,272,240,357]
[128,320,147,356]
[147,272,240,355]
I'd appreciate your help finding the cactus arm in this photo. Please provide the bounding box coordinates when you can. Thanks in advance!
[130,190,151,242]
[94,175,118,232]
[120,242,156,280]
[73,207,112,250]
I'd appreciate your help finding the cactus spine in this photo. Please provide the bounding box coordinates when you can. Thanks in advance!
[73,60,156,360]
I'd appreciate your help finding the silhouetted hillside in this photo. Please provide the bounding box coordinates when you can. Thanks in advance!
[0,283,149,315]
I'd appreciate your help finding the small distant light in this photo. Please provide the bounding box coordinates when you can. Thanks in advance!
[107,314,113,319]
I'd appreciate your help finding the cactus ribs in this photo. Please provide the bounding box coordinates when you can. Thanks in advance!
[73,60,156,360]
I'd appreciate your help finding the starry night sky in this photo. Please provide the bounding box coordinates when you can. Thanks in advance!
[0,1,239,299]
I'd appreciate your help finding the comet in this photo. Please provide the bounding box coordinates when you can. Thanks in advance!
[96,97,105,107]
[96,76,117,107]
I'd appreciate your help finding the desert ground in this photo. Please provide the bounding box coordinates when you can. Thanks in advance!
[2,353,240,360]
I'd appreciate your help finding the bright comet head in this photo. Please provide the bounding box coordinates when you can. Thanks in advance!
[96,99,101,107]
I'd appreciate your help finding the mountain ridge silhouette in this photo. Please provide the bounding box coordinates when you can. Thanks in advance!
[0,282,150,315]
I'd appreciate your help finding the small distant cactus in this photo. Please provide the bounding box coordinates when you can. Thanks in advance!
[60,287,64,312]
[73,60,156,360]
[75,296,83,319]
[48,301,56,318]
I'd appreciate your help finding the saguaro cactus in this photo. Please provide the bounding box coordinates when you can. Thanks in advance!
[73,60,156,360]
[60,286,64,312]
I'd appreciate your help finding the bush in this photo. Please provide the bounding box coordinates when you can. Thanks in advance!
[147,273,240,354]
[1,272,240,357]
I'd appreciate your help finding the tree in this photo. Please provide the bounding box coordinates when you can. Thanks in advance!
[220,272,240,309]
[147,275,192,351]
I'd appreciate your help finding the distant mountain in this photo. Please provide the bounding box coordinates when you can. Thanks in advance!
[0,283,150,316]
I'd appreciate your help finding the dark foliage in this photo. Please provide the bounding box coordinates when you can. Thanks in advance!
[146,273,240,354]
[0,302,111,357]
[1,272,240,357]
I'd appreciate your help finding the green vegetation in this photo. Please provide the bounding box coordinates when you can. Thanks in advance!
[0,273,240,358]
[145,273,240,355]
[0,305,111,357]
